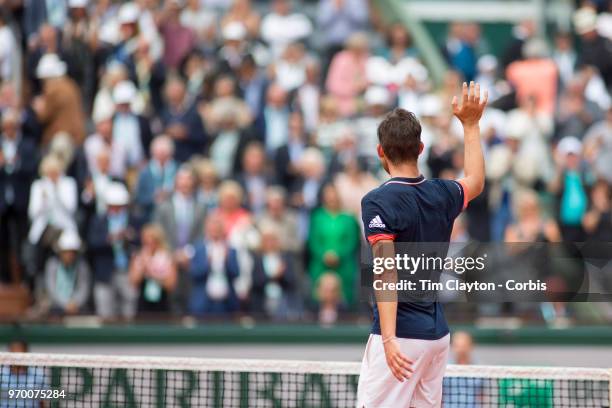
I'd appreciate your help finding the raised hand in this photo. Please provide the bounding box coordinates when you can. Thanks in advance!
[452,81,488,127]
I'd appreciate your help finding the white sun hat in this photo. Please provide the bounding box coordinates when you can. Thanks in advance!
[58,230,82,251]
[105,182,130,206]
[112,81,137,105]
[36,54,67,79]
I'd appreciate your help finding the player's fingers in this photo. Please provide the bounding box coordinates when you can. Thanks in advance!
[451,96,458,113]
[475,83,481,103]
[469,81,475,102]
[390,363,404,382]
[462,82,468,105]
[395,357,413,374]
[392,360,411,380]
[398,353,414,367]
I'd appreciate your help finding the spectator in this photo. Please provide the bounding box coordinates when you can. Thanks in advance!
[87,182,138,320]
[506,38,558,116]
[180,0,217,48]
[193,157,220,212]
[0,109,38,283]
[307,183,360,306]
[317,0,368,77]
[188,215,240,316]
[221,0,260,40]
[202,75,252,135]
[211,180,251,239]
[274,111,308,189]
[84,103,131,180]
[501,19,537,69]
[583,180,612,241]
[368,24,426,91]
[296,58,321,133]
[129,223,177,314]
[549,137,592,241]
[235,142,273,215]
[112,80,151,170]
[325,32,369,117]
[256,186,301,254]
[0,12,20,93]
[26,155,78,276]
[584,106,612,183]
[154,166,206,252]
[354,87,392,166]
[334,157,379,219]
[263,83,290,153]
[80,147,117,219]
[44,230,91,315]
[261,0,312,59]
[574,7,612,89]
[555,77,604,140]
[32,53,86,145]
[160,76,207,163]
[157,0,197,70]
[444,23,480,83]
[505,189,561,243]
[271,42,309,92]
[251,222,298,319]
[237,54,269,134]
[135,135,178,223]
[315,272,343,326]
[552,32,577,88]
[290,147,327,228]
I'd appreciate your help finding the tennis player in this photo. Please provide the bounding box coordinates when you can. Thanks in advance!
[357,82,487,408]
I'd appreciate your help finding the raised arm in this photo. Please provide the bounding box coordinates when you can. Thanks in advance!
[452,81,488,203]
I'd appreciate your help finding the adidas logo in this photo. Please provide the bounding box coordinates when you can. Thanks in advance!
[368,215,386,229]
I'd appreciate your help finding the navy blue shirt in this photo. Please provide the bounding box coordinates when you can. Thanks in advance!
[361,175,467,340]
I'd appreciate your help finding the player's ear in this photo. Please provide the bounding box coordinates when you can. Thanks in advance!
[377,144,385,158]
[418,142,424,155]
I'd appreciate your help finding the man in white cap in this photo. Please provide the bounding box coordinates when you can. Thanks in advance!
[44,230,91,315]
[112,80,150,172]
[574,7,612,88]
[354,86,392,168]
[549,135,590,242]
[86,182,138,320]
[33,53,85,145]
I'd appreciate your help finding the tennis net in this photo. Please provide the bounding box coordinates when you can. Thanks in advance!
[1,352,610,407]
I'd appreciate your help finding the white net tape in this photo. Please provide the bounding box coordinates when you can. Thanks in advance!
[1,352,610,381]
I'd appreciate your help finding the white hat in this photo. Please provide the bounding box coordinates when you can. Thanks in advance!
[105,182,130,206]
[557,136,583,156]
[118,2,139,24]
[93,99,115,123]
[112,81,137,105]
[68,0,88,8]
[420,94,442,117]
[58,230,82,251]
[477,54,498,72]
[222,22,247,41]
[573,8,597,35]
[36,54,67,79]
[364,86,391,106]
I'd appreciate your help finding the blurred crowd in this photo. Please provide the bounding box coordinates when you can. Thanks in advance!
[0,0,611,324]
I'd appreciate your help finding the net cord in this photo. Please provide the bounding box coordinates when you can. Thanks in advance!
[1,352,610,383]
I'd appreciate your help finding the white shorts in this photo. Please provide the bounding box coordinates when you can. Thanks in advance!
[356,333,450,408]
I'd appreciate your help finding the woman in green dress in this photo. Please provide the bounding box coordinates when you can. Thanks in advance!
[307,183,361,306]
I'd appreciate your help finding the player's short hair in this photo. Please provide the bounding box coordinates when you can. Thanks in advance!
[377,108,422,164]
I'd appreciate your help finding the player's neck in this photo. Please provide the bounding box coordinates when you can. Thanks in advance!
[387,162,421,179]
